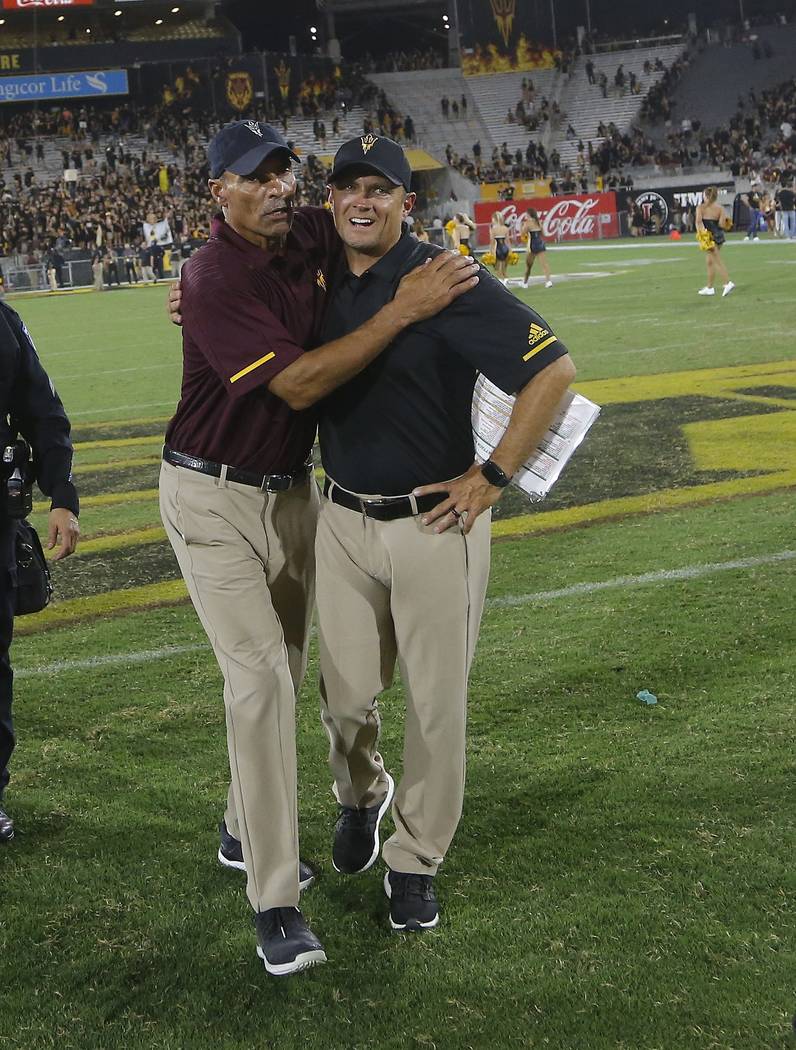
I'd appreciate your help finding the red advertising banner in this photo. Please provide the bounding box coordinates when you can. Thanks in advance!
[474,193,619,244]
[3,0,94,8]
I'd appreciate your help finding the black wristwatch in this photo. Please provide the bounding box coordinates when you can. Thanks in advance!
[480,459,512,488]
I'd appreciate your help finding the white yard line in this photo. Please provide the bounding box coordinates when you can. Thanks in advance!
[55,363,177,381]
[14,551,795,678]
[488,550,796,608]
[14,643,208,680]
[548,240,792,251]
[68,401,176,417]
[42,343,159,359]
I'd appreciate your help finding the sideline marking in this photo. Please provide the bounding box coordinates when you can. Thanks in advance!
[488,550,796,608]
[55,363,177,381]
[15,551,794,673]
[546,239,793,251]
[69,401,176,418]
[15,644,207,680]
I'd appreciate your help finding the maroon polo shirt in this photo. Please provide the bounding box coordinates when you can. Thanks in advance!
[165,207,340,474]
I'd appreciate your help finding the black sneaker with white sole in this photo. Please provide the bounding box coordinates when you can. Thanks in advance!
[332,771,395,874]
[218,821,315,890]
[0,807,13,843]
[255,907,327,976]
[384,869,439,931]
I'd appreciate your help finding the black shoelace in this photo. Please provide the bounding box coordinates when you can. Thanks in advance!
[393,874,433,900]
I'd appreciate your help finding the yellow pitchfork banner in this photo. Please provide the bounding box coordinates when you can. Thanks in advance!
[459,0,559,75]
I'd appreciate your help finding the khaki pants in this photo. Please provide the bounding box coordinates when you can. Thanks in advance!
[159,461,318,911]
[315,485,491,876]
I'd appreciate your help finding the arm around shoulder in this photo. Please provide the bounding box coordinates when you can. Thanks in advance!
[268,251,480,410]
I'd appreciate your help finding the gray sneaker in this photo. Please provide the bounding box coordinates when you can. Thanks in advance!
[255,907,326,976]
[332,772,395,874]
[218,821,315,890]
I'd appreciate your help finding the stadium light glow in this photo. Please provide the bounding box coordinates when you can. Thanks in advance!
[310,25,317,32]
[85,27,91,33]
[57,14,65,21]
[171,6,180,12]
[155,18,163,24]
[0,19,5,25]
[443,13,449,20]
[114,9,122,15]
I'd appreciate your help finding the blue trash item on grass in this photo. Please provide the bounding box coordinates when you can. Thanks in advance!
[637,689,657,705]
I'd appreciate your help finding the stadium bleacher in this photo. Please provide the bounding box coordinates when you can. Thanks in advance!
[0,21,794,287]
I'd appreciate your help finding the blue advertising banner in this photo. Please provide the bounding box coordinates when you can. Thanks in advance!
[0,68,128,103]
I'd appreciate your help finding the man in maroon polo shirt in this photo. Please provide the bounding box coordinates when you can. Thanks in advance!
[158,120,478,977]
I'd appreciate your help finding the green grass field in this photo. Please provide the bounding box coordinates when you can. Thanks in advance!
[1,237,795,1050]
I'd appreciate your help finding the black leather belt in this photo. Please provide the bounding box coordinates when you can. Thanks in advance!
[323,478,445,521]
[163,446,311,492]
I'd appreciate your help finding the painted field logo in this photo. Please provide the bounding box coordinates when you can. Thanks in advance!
[636,191,669,226]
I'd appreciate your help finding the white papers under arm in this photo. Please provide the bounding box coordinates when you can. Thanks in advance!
[471,374,601,503]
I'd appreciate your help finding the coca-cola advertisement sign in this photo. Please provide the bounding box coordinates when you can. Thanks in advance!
[474,193,619,243]
[3,0,95,8]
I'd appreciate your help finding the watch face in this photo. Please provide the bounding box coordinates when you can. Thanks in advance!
[481,460,510,488]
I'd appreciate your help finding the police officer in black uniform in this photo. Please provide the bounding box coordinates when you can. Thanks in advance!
[0,301,80,842]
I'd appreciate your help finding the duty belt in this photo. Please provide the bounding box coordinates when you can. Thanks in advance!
[163,446,312,492]
[323,477,445,521]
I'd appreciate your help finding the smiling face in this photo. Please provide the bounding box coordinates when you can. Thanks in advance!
[329,169,416,274]
[209,150,296,250]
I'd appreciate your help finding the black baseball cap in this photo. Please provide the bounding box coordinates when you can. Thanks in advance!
[330,135,412,192]
[207,120,299,179]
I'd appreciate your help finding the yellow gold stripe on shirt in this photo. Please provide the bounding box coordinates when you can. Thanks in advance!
[229,352,276,384]
[523,335,558,362]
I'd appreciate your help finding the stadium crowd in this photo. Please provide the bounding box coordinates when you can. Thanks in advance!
[1,47,794,281]
[646,76,795,176]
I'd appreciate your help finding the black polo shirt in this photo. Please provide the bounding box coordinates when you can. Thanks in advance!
[318,229,568,495]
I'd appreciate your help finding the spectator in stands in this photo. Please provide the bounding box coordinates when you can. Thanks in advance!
[441,97,449,119]
[585,59,595,85]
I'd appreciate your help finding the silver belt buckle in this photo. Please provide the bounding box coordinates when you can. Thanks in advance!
[261,473,291,493]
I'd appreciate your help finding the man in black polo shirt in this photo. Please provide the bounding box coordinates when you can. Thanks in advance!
[159,121,478,976]
[316,136,575,932]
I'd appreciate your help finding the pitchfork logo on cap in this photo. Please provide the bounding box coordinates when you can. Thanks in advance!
[360,134,378,155]
[244,121,263,137]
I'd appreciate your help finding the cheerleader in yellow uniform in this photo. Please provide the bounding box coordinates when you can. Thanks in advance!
[695,186,735,297]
